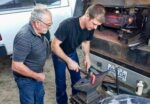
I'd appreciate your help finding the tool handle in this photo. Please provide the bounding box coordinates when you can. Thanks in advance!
[79,69,88,75]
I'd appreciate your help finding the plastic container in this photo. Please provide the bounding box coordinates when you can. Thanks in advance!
[135,81,144,96]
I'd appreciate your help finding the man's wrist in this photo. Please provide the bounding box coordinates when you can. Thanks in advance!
[66,57,72,64]
[32,72,38,80]
[84,54,90,58]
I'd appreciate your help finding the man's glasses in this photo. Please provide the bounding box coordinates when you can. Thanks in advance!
[37,19,52,27]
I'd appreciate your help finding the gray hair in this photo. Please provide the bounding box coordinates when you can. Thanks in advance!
[30,4,51,22]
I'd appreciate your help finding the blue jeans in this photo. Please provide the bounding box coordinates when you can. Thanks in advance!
[14,76,45,104]
[52,51,81,104]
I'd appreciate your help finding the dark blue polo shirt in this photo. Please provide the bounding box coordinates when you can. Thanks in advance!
[12,23,49,77]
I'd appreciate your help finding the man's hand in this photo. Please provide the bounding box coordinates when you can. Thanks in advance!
[83,55,91,71]
[67,58,80,72]
[34,73,45,82]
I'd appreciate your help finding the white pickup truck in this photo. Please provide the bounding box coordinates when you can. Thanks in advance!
[0,0,82,57]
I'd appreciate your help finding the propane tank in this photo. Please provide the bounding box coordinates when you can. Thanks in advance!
[135,81,144,95]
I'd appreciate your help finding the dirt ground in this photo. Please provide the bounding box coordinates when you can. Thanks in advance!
[0,49,84,104]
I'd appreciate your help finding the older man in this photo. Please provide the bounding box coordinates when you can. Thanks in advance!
[11,4,52,104]
[51,4,105,104]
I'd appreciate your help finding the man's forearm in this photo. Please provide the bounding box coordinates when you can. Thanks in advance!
[51,41,71,63]
[81,41,91,70]
[51,38,80,71]
[12,61,42,80]
[82,41,90,57]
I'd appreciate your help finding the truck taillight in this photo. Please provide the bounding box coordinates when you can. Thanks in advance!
[0,33,2,41]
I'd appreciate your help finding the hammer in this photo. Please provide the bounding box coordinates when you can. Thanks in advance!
[79,68,96,85]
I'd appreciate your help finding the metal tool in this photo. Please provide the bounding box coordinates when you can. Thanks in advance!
[79,68,96,85]
[74,69,111,92]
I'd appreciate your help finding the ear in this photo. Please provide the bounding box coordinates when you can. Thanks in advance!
[35,21,41,28]
[33,21,40,31]
[88,17,93,21]
[86,15,92,21]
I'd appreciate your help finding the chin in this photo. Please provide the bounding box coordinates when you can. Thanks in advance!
[87,28,92,31]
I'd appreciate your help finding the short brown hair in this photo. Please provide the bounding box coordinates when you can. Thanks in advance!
[85,4,105,23]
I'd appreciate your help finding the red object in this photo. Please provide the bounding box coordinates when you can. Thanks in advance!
[91,74,96,85]
[103,13,126,28]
